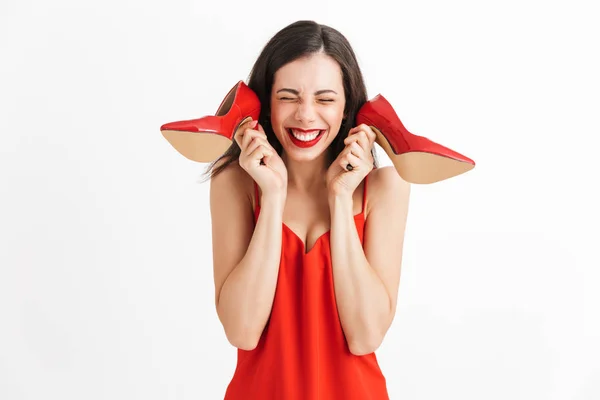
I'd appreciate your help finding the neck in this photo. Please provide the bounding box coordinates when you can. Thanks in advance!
[282,151,329,192]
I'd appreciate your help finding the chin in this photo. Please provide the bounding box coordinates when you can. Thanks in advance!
[285,152,323,163]
[284,138,333,161]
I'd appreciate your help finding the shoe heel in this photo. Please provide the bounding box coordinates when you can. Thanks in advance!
[160,81,260,163]
[357,95,475,184]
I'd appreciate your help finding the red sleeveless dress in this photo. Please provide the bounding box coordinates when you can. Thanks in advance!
[223,174,389,399]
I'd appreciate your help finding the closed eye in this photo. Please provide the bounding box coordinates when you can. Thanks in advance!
[279,97,334,102]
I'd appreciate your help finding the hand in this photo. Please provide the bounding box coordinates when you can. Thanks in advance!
[235,120,288,198]
[326,124,376,197]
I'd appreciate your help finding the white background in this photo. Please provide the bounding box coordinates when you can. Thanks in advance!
[1,0,599,399]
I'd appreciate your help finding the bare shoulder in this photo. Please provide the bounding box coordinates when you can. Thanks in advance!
[210,158,254,214]
[366,166,411,217]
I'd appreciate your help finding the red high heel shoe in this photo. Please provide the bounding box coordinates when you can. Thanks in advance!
[160,81,261,162]
[356,94,475,184]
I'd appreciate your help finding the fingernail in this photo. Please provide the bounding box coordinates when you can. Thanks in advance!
[251,120,258,128]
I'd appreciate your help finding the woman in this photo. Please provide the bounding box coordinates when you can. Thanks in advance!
[207,20,410,399]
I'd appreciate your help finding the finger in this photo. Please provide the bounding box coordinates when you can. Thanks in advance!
[248,144,273,165]
[354,124,376,145]
[338,139,362,164]
[339,142,352,157]
[345,126,365,142]
[339,144,352,159]
[235,125,251,149]
[347,152,361,167]
[234,125,245,148]
[340,152,361,171]
[354,126,374,148]
[359,129,372,148]
[347,130,369,151]
[243,122,268,147]
[349,141,366,158]
[234,119,256,146]
[241,126,260,151]
[257,126,268,141]
[363,123,378,144]
[246,136,270,157]
[343,133,359,146]
[250,121,268,139]
[348,125,362,135]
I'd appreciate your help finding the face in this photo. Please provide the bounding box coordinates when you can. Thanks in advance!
[270,53,346,162]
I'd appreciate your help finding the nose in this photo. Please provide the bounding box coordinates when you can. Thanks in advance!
[294,100,317,124]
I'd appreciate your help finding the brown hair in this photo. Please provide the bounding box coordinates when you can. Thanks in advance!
[198,20,378,184]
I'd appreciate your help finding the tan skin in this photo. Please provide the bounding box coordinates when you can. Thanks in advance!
[211,52,410,354]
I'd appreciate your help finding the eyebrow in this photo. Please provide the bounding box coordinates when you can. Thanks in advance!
[276,88,338,95]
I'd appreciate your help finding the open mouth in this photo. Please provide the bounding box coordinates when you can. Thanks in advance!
[286,128,325,148]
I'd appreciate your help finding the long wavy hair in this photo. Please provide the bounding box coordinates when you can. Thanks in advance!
[197,20,378,184]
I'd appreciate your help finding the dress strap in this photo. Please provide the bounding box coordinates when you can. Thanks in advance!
[361,174,368,214]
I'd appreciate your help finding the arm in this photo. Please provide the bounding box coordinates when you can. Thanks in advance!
[210,163,285,350]
[329,166,410,355]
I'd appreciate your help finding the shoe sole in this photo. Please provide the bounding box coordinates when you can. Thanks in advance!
[161,116,253,163]
[372,127,475,184]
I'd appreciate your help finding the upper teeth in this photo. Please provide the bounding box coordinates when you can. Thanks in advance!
[290,129,320,141]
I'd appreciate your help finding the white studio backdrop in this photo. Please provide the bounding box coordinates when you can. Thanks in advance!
[1,0,598,399]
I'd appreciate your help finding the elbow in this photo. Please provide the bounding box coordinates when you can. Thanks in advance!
[229,336,260,351]
[348,335,383,356]
[217,305,261,351]
[225,327,261,351]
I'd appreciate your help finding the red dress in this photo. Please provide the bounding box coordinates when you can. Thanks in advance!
[224,174,389,399]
